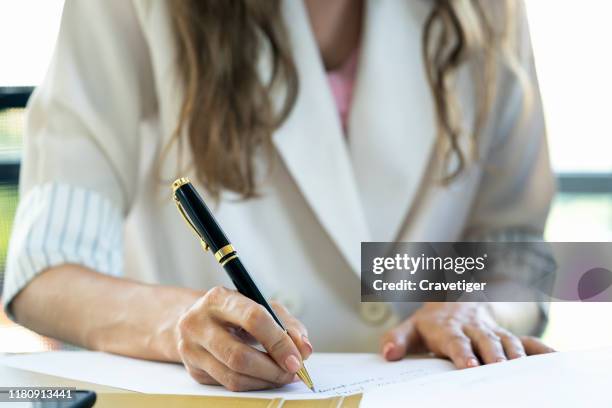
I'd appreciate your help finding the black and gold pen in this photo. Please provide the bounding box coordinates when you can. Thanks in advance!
[172,177,315,392]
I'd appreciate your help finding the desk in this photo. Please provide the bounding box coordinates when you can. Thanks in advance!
[1,365,363,407]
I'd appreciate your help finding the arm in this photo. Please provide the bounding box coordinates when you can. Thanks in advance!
[12,264,198,362]
[5,0,310,391]
[12,264,312,391]
[460,0,555,335]
[380,1,555,366]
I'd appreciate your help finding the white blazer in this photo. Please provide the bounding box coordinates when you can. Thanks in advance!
[4,0,554,352]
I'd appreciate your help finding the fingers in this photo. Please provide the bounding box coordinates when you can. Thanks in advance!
[382,318,479,368]
[183,343,279,392]
[272,301,313,360]
[385,304,554,371]
[230,327,257,345]
[177,286,310,391]
[461,327,552,363]
[497,330,526,359]
[463,325,506,364]
[184,363,218,386]
[521,336,556,355]
[440,330,480,369]
[205,287,304,375]
[200,322,295,385]
[380,318,421,361]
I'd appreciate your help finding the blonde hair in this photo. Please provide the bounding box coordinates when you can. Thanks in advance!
[424,0,532,181]
[166,0,531,198]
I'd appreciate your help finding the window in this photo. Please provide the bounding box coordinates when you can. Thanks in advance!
[0,0,64,87]
[526,0,612,349]
[0,0,64,352]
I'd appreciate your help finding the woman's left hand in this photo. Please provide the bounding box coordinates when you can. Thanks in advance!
[380,303,555,368]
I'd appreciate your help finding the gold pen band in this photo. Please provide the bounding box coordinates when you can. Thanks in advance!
[214,244,235,262]
[220,254,238,266]
[172,177,191,192]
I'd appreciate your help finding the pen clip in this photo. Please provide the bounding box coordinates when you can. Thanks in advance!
[173,194,210,251]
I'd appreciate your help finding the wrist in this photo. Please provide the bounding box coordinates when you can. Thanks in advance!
[151,286,202,362]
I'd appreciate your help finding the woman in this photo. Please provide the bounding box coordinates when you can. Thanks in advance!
[4,0,555,392]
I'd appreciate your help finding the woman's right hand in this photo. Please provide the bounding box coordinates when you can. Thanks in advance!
[176,286,313,391]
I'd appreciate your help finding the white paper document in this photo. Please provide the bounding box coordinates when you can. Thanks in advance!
[0,351,454,400]
[360,347,612,407]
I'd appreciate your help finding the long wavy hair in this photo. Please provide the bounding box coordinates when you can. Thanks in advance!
[167,0,526,199]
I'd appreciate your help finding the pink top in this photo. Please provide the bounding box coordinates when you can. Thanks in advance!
[326,50,359,133]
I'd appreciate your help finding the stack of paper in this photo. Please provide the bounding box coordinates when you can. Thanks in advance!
[0,352,454,400]
[2,348,611,405]
[360,348,612,407]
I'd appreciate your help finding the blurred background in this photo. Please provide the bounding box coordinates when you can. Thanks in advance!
[0,0,611,353]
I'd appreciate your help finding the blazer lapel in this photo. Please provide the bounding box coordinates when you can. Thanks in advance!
[271,0,371,274]
[349,0,436,242]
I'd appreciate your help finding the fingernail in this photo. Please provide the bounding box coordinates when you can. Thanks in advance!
[496,357,506,363]
[302,335,313,353]
[285,355,301,373]
[383,342,394,359]
[467,358,479,367]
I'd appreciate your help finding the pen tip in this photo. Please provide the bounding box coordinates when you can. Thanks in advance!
[310,385,316,392]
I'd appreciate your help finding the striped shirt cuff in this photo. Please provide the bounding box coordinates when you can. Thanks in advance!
[2,183,123,319]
